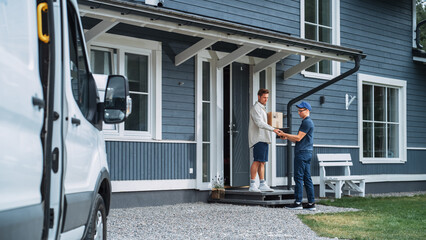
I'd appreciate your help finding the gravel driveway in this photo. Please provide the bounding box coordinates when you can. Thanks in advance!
[107,203,357,240]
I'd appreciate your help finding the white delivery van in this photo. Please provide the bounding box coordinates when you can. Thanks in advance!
[0,0,131,239]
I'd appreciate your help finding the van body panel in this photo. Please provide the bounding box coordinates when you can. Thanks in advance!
[62,0,104,196]
[0,0,121,238]
[62,191,93,232]
[0,0,44,212]
[0,203,43,240]
[47,0,66,238]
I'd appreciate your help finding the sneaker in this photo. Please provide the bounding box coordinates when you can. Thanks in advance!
[286,202,303,210]
[304,203,316,211]
[259,183,274,192]
[249,183,261,192]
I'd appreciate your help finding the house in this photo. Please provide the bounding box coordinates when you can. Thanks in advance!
[77,0,426,207]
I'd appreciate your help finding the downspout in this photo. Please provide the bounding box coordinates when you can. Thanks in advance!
[285,55,362,190]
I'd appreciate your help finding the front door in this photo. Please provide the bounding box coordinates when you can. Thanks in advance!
[229,62,250,186]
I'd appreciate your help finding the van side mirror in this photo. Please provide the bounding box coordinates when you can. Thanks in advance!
[103,75,132,123]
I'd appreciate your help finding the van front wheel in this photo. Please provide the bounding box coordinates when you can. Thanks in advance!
[85,194,107,240]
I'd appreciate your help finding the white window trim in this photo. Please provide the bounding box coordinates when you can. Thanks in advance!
[358,73,407,164]
[300,0,341,80]
[195,55,218,190]
[89,33,162,141]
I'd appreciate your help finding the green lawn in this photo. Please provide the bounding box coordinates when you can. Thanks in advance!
[299,194,426,240]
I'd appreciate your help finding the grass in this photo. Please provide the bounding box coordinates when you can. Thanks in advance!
[299,194,426,240]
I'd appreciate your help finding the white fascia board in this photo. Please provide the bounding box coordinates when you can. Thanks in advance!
[78,4,353,62]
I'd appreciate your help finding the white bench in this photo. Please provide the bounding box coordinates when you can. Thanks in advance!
[317,153,365,199]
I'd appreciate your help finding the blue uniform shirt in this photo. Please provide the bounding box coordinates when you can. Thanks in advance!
[295,116,314,152]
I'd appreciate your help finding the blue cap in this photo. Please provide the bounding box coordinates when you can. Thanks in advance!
[296,101,312,111]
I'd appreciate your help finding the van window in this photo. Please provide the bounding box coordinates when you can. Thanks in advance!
[68,4,90,117]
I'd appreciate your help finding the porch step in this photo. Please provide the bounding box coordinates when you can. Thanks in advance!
[209,198,295,207]
[208,188,296,207]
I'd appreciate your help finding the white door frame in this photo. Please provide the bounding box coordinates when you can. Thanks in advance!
[196,51,277,190]
[250,65,277,186]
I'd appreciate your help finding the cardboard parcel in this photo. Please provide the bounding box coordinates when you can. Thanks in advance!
[267,112,283,128]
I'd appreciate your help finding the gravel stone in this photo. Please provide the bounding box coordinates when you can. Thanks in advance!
[107,191,425,239]
[107,203,357,240]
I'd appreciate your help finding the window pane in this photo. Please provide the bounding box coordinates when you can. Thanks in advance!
[387,88,399,122]
[202,143,210,182]
[202,102,210,141]
[319,0,331,27]
[91,49,112,75]
[363,84,373,120]
[259,70,266,89]
[319,60,331,74]
[125,53,148,93]
[388,124,399,158]
[305,23,317,41]
[374,123,386,158]
[319,27,331,43]
[374,86,386,121]
[363,122,373,158]
[68,8,90,117]
[305,0,316,23]
[125,94,148,131]
[202,61,210,101]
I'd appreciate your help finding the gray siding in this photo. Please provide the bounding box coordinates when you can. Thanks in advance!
[340,0,426,148]
[97,0,426,147]
[106,141,196,181]
[276,147,426,177]
[275,0,426,148]
[156,0,300,36]
[86,0,426,182]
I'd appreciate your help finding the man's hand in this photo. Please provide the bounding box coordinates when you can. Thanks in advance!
[273,128,283,135]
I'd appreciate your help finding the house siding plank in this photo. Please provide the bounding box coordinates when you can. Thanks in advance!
[106,141,196,181]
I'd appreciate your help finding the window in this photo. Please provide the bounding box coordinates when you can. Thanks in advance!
[358,74,406,164]
[89,34,162,140]
[90,47,115,75]
[90,47,117,131]
[202,61,211,182]
[125,53,149,132]
[301,0,340,79]
[68,4,91,118]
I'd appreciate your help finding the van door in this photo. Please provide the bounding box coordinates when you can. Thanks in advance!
[0,0,44,239]
[61,0,103,234]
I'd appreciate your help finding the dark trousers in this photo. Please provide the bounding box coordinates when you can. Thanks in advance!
[294,151,315,203]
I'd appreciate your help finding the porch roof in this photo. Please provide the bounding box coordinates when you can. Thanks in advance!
[79,0,366,77]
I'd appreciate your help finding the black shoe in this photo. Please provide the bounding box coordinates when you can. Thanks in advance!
[286,202,303,210]
[304,203,316,211]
